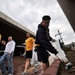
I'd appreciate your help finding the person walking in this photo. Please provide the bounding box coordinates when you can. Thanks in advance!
[0,34,2,48]
[0,36,16,75]
[0,40,6,57]
[0,34,2,42]
[35,15,59,71]
[22,33,34,75]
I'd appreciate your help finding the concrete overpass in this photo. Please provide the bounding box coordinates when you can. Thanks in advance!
[57,0,75,32]
[0,11,35,45]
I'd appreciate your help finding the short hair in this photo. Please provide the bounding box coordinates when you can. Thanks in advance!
[42,15,51,20]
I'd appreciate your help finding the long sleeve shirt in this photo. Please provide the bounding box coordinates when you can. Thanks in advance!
[35,24,58,55]
[4,40,16,54]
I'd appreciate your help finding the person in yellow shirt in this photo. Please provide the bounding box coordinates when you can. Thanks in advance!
[22,33,34,75]
[0,34,2,49]
[0,34,2,42]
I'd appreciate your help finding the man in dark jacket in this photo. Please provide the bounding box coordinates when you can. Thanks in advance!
[35,15,58,71]
[0,40,6,56]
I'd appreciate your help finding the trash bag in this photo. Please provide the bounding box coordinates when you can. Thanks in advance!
[30,48,38,66]
[48,40,68,65]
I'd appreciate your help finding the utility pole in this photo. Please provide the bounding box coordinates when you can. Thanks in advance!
[55,30,63,43]
[55,30,65,48]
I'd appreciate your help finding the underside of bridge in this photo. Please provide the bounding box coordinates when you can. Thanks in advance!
[0,12,35,45]
[0,18,25,44]
[57,0,75,32]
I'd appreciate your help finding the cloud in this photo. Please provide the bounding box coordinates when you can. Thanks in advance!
[0,0,75,44]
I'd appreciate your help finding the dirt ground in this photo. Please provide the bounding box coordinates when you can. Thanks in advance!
[58,48,75,75]
[13,56,43,75]
[1,47,74,75]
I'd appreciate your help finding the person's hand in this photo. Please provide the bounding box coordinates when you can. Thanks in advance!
[52,39,56,42]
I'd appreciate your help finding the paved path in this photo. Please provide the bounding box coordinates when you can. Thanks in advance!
[13,56,43,75]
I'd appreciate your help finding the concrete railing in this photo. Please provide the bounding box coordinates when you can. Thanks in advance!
[42,59,60,75]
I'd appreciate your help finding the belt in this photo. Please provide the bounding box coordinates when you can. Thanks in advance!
[35,44,40,46]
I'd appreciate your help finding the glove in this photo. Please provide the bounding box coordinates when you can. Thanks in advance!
[47,50,58,60]
[56,52,68,63]
[62,57,68,63]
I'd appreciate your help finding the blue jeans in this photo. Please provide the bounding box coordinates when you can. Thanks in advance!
[0,53,13,74]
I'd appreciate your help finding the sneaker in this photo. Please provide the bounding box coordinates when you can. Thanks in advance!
[21,72,28,75]
[8,74,13,75]
[34,68,38,73]
[2,71,8,75]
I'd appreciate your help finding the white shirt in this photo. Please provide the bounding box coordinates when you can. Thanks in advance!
[4,40,16,54]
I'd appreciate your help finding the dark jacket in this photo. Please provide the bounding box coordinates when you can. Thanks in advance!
[0,44,5,56]
[35,23,58,55]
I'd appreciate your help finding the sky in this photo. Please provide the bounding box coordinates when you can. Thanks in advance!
[0,0,75,44]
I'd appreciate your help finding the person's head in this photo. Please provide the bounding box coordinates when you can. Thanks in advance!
[1,40,6,45]
[26,33,30,38]
[42,15,51,27]
[8,36,13,41]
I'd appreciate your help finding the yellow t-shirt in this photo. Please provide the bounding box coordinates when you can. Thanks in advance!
[25,37,34,51]
[0,34,2,41]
